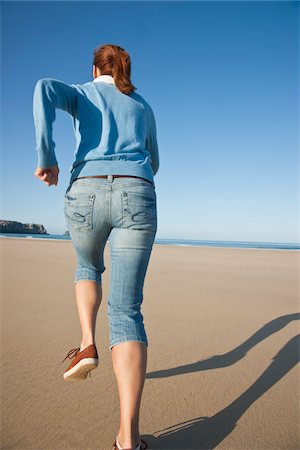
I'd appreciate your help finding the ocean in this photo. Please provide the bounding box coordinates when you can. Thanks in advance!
[0,233,299,250]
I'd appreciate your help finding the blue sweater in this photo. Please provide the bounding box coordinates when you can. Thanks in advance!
[32,75,159,184]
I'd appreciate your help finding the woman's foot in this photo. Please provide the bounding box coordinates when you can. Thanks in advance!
[115,435,140,450]
[62,344,99,380]
[113,435,148,450]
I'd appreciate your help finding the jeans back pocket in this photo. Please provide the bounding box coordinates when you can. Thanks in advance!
[64,193,96,232]
[122,187,157,233]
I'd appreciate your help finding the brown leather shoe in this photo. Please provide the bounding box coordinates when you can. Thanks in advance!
[112,436,148,450]
[62,344,99,380]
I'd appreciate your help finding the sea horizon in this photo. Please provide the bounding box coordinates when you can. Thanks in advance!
[0,233,299,250]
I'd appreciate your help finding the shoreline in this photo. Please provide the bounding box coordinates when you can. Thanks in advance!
[1,234,299,251]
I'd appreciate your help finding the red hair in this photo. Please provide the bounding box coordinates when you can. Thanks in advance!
[93,44,136,95]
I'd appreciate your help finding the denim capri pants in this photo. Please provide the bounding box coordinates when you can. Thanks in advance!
[63,175,157,351]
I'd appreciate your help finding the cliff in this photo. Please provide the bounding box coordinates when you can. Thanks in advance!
[0,220,48,234]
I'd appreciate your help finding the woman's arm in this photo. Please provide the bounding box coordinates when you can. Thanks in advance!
[32,78,78,169]
[146,105,160,176]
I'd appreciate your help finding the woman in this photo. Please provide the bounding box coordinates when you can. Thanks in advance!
[33,43,159,450]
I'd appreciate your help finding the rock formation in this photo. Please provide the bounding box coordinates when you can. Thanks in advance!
[0,220,48,234]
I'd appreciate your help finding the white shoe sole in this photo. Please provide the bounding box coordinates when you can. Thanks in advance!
[63,357,98,381]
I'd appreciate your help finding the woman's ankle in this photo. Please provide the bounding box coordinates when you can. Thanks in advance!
[117,433,140,449]
[80,340,95,351]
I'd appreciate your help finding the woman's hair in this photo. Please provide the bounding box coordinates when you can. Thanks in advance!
[93,44,136,95]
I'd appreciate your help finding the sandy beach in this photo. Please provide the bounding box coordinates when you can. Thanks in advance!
[1,237,299,450]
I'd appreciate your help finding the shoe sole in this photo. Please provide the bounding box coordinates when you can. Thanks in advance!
[63,358,99,381]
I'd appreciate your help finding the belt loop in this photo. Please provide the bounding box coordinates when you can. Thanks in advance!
[107,175,113,183]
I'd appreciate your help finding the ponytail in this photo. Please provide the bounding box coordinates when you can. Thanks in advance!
[93,44,136,95]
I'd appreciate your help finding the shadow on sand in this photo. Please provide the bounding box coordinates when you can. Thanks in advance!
[143,313,300,449]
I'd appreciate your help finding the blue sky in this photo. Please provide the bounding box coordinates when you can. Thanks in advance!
[1,1,299,242]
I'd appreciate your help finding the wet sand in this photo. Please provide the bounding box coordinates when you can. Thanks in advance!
[1,237,299,449]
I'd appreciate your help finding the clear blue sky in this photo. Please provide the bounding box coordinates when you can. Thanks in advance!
[1,1,299,242]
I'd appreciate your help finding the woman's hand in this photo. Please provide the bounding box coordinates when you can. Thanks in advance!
[34,166,59,186]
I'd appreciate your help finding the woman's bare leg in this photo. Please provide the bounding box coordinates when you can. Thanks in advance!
[112,341,147,448]
[75,280,102,350]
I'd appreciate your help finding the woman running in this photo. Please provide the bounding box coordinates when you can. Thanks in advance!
[33,43,159,450]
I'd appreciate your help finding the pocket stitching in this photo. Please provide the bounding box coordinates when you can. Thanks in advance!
[122,191,157,231]
[64,193,96,231]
